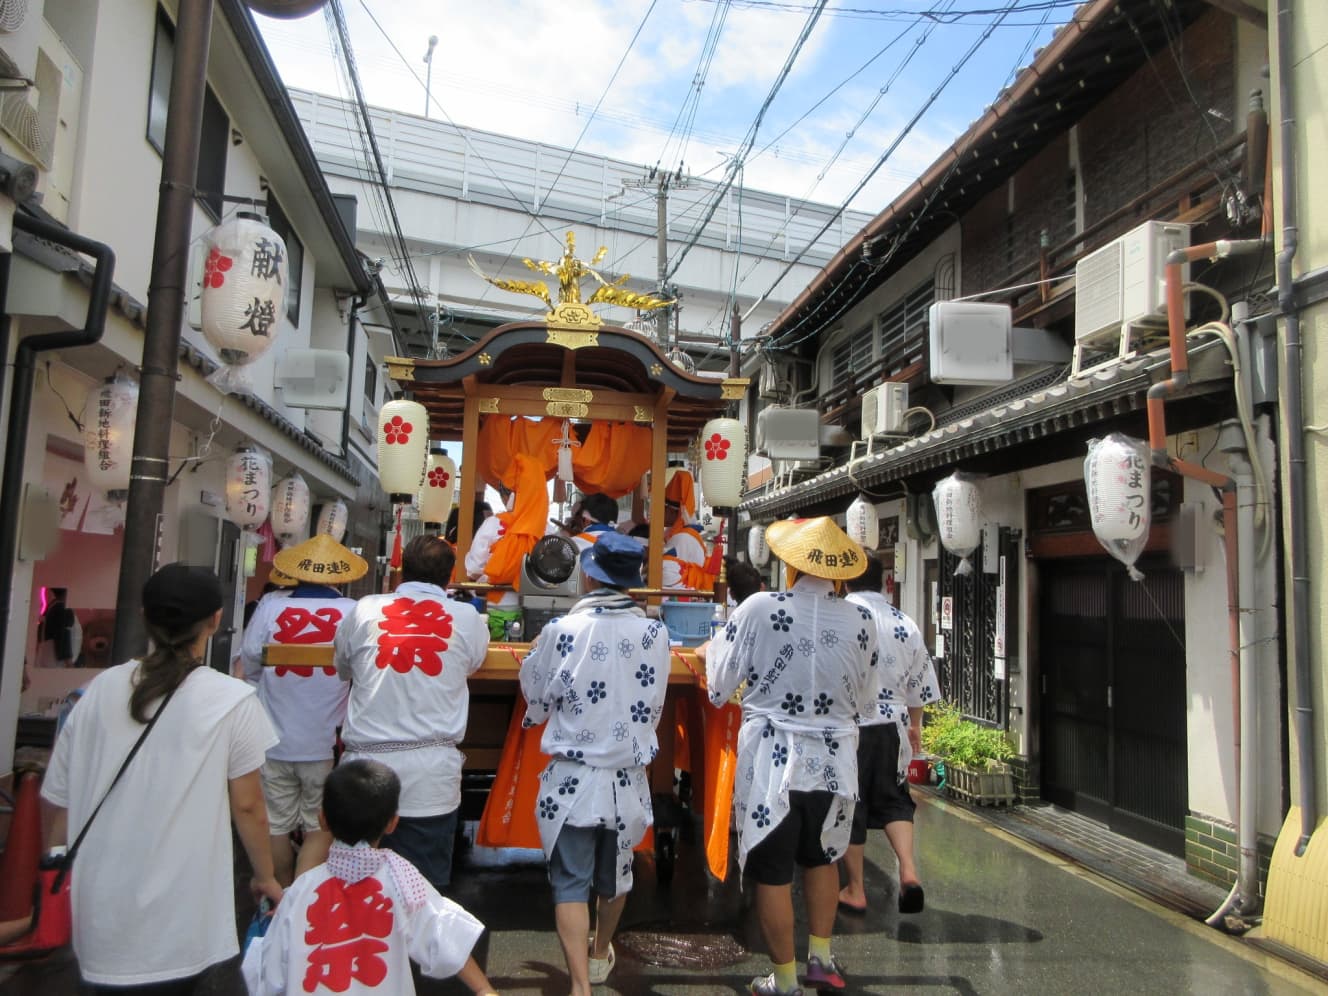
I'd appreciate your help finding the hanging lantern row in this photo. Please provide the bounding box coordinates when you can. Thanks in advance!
[225,446,272,530]
[933,472,982,576]
[271,473,311,547]
[698,417,747,510]
[200,212,288,396]
[1084,433,1151,581]
[845,495,879,550]
[419,446,457,526]
[81,373,138,500]
[377,397,429,502]
[316,499,349,542]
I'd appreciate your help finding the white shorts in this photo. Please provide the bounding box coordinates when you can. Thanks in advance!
[260,758,334,834]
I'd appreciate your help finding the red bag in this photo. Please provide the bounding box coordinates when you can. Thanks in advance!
[0,858,71,959]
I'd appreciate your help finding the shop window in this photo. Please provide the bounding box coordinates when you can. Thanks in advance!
[147,8,229,221]
[266,195,304,327]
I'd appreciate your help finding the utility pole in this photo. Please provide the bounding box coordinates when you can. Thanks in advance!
[624,167,689,345]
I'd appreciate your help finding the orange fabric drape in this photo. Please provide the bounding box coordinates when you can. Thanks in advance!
[476,696,549,849]
[665,556,715,591]
[475,416,651,499]
[665,469,697,517]
[702,701,742,881]
[484,453,550,588]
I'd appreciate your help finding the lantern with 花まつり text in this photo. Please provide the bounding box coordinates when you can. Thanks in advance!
[846,495,879,550]
[698,418,747,510]
[271,473,310,546]
[419,446,457,527]
[747,524,770,567]
[377,397,428,503]
[81,374,138,499]
[315,499,348,542]
[933,472,982,576]
[225,447,272,530]
[200,212,287,396]
[1085,433,1151,580]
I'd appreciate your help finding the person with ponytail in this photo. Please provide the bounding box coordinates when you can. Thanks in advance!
[41,563,281,994]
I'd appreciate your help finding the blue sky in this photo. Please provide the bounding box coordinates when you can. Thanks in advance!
[257,0,1070,216]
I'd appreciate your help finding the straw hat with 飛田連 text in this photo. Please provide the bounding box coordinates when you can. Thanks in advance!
[765,516,868,581]
[272,533,368,584]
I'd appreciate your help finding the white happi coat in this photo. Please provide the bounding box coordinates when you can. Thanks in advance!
[520,589,669,897]
[465,514,517,608]
[241,842,484,995]
[334,582,490,817]
[707,576,878,869]
[241,585,355,762]
[846,590,940,778]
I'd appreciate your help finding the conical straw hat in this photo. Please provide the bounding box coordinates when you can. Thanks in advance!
[765,516,868,580]
[268,566,297,587]
[272,533,368,584]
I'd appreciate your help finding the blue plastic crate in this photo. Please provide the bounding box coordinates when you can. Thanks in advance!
[660,600,714,647]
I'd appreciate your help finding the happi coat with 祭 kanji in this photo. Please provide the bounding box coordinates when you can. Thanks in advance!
[334,582,489,817]
[706,576,878,870]
[241,841,484,995]
[846,590,940,779]
[241,583,355,762]
[519,589,669,897]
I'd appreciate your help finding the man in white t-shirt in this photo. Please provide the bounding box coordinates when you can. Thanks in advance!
[334,535,490,891]
[242,534,368,885]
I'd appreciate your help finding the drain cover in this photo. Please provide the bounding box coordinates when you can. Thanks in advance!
[615,927,748,969]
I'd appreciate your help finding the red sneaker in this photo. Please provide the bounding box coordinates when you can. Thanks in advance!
[805,954,847,991]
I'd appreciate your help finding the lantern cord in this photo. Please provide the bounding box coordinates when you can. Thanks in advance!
[45,361,85,433]
[164,398,229,487]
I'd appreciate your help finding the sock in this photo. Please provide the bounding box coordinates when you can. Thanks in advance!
[808,934,832,963]
[773,959,798,992]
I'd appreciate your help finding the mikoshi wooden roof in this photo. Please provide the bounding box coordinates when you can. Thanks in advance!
[385,320,747,450]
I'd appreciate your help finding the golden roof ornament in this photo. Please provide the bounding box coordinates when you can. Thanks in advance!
[468,231,673,331]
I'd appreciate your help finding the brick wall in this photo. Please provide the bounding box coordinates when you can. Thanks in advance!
[1185,812,1274,895]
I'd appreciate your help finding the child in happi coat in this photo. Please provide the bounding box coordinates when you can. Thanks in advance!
[242,760,499,996]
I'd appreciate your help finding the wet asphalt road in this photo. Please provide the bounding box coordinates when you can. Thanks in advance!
[2,792,1321,994]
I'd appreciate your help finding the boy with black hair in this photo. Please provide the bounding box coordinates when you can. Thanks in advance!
[242,760,499,996]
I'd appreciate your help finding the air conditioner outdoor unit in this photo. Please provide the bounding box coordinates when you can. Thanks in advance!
[756,406,820,461]
[0,0,40,84]
[275,348,350,410]
[860,382,908,439]
[1074,220,1191,343]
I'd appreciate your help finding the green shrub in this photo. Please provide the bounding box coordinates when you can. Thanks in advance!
[920,701,1013,769]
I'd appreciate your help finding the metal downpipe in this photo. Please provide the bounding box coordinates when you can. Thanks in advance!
[0,212,116,692]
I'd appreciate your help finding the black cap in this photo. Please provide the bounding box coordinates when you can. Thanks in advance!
[142,563,224,631]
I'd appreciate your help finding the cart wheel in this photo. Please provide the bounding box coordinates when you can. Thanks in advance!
[655,828,676,884]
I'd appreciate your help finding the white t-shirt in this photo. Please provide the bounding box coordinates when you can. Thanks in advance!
[334,582,489,816]
[241,585,355,762]
[42,661,277,986]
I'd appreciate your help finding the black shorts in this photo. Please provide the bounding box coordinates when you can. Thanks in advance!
[745,790,837,886]
[850,723,915,845]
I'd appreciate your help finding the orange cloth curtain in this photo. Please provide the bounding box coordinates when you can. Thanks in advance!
[476,697,549,849]
[483,453,550,588]
[474,416,651,499]
[665,469,697,517]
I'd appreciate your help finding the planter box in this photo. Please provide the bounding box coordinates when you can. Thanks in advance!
[944,761,1016,807]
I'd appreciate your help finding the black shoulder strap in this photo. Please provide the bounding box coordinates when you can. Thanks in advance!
[55,684,179,889]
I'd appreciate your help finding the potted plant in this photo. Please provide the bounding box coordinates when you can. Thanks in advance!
[920,702,1016,806]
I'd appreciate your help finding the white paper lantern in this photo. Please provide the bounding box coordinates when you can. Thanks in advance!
[378,398,429,501]
[1085,433,1151,580]
[747,524,771,567]
[200,212,287,389]
[933,472,982,576]
[845,495,879,549]
[225,447,272,530]
[315,499,349,542]
[698,417,747,509]
[81,375,138,498]
[419,447,457,526]
[271,473,311,545]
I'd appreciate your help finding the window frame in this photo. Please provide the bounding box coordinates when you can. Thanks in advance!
[265,195,304,327]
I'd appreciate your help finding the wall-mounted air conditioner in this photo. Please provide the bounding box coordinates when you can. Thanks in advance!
[756,406,820,461]
[1074,220,1191,343]
[0,0,41,84]
[275,348,351,410]
[860,382,908,439]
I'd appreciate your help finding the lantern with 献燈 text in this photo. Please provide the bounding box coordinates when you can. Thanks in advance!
[315,499,348,542]
[933,472,982,576]
[81,373,138,500]
[200,212,287,395]
[845,495,879,550]
[224,446,272,530]
[270,473,310,547]
[377,397,429,503]
[698,418,747,510]
[418,445,457,528]
[1085,433,1151,581]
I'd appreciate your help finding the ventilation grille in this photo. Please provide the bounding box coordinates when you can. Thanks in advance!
[0,91,49,166]
[0,0,27,34]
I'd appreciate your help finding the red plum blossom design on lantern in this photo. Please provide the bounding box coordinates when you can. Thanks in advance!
[427,467,451,488]
[704,433,731,461]
[203,248,233,288]
[383,415,414,445]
